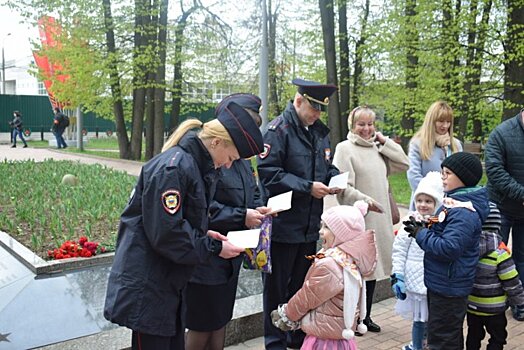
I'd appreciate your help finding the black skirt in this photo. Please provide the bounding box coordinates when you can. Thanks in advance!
[184,275,240,331]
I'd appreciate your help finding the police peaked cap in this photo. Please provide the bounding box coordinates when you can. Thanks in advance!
[217,101,264,158]
[293,78,337,110]
[215,93,262,115]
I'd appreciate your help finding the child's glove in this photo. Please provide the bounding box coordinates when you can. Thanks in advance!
[390,273,407,300]
[513,304,524,321]
[270,304,300,331]
[403,216,425,238]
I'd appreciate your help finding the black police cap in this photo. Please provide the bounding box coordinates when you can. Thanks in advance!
[292,78,337,112]
[217,101,264,158]
[215,93,262,115]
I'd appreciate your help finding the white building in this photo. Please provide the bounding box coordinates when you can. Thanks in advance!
[2,55,46,95]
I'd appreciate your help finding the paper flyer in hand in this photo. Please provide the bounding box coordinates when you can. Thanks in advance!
[266,190,293,215]
[227,228,261,248]
[328,172,349,190]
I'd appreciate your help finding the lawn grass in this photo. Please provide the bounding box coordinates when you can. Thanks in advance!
[0,159,137,259]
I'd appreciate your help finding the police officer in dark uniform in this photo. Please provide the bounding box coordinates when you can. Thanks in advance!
[257,78,341,349]
[104,101,264,350]
[185,93,272,350]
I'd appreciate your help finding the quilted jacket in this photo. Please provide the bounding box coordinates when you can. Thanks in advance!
[485,111,524,218]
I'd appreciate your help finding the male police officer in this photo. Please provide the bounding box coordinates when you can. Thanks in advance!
[258,78,340,349]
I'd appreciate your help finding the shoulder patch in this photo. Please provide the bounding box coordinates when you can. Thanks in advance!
[162,189,181,215]
[259,143,271,159]
[267,117,283,131]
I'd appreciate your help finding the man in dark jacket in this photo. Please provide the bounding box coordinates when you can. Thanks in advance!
[257,78,340,350]
[9,111,28,148]
[52,107,68,149]
[485,108,524,319]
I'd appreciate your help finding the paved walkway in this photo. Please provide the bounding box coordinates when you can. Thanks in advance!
[2,144,524,349]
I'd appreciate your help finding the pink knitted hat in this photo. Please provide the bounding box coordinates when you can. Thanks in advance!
[321,201,368,247]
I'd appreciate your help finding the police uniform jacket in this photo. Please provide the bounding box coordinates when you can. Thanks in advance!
[104,132,222,337]
[190,159,263,285]
[257,101,339,243]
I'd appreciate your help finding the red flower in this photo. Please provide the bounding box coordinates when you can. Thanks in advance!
[48,237,107,260]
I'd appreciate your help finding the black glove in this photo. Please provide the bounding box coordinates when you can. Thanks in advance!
[403,216,425,238]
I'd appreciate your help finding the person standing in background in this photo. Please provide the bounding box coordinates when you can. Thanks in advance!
[52,107,68,149]
[484,107,524,320]
[333,105,409,334]
[257,78,340,350]
[407,101,462,210]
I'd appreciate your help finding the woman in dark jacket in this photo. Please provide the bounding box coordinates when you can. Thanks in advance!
[104,101,263,350]
[185,93,271,350]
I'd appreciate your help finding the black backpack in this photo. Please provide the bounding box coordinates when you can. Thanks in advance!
[61,114,70,127]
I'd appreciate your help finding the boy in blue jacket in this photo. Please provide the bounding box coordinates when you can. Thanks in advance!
[404,152,490,350]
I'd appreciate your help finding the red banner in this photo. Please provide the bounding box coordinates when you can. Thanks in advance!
[33,16,68,110]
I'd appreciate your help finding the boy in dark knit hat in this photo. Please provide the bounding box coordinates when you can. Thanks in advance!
[465,202,524,350]
[403,152,490,350]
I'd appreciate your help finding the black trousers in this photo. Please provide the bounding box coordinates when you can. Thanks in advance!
[263,241,316,350]
[466,312,507,350]
[427,290,468,350]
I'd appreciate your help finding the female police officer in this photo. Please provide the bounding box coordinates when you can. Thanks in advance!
[185,93,272,350]
[104,101,264,350]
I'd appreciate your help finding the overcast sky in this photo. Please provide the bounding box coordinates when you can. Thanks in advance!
[0,5,37,61]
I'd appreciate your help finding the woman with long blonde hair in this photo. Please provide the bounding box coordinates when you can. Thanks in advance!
[407,101,462,210]
[104,101,263,350]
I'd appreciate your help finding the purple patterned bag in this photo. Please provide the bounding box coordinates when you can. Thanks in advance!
[243,216,272,273]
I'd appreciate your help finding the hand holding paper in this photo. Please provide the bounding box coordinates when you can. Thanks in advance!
[266,191,293,215]
[227,229,261,249]
[328,172,349,190]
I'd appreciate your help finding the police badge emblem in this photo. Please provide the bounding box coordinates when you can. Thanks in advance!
[259,144,271,159]
[162,189,181,215]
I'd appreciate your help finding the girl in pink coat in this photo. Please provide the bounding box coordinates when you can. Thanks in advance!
[271,201,377,349]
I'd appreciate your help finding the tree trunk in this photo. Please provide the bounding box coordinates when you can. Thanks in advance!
[352,0,369,110]
[130,0,150,161]
[319,0,342,145]
[442,0,464,136]
[102,0,131,159]
[268,0,281,118]
[458,0,479,139]
[401,0,418,151]
[462,0,492,142]
[153,0,168,156]
[503,0,524,121]
[169,5,198,130]
[338,0,349,137]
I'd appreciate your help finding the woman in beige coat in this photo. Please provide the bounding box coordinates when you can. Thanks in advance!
[333,106,409,333]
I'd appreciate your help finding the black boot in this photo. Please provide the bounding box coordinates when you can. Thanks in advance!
[11,144,16,148]
[363,317,381,332]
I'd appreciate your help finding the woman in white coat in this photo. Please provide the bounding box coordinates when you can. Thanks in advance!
[333,105,409,333]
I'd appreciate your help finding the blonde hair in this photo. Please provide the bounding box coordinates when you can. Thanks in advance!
[161,118,233,152]
[347,106,376,131]
[412,101,459,160]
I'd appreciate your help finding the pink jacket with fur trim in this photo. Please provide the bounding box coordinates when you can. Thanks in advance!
[285,257,351,340]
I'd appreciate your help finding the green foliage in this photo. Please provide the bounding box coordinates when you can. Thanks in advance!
[0,159,136,258]
[388,171,411,206]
